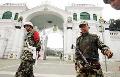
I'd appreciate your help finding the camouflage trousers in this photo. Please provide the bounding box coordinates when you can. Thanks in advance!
[15,60,34,77]
[75,61,104,77]
[76,68,104,77]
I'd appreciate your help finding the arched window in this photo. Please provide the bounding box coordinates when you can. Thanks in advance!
[14,13,19,20]
[80,12,90,20]
[2,11,12,19]
[93,14,97,21]
[73,13,77,21]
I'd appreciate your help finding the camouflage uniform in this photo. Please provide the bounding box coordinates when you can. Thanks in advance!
[75,32,109,77]
[15,31,40,77]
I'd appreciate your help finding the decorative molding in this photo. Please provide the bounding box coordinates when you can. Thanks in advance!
[67,17,72,23]
[67,27,72,29]
[15,26,21,29]
[105,28,109,30]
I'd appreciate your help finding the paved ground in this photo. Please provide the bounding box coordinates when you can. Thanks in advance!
[0,56,75,77]
[0,56,120,77]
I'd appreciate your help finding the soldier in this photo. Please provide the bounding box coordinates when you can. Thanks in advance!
[15,22,41,77]
[103,0,120,10]
[75,22,113,77]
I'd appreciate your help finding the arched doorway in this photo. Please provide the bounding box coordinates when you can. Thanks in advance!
[25,11,64,60]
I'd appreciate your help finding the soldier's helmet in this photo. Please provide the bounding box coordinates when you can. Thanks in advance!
[79,21,88,28]
[24,22,33,28]
[103,0,110,4]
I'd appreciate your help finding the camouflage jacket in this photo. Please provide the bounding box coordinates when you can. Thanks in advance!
[21,31,40,61]
[24,31,41,48]
[75,32,109,61]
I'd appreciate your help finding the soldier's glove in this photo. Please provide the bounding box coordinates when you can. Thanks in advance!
[105,50,113,59]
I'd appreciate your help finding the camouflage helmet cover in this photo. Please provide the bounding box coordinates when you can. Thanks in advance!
[24,22,33,28]
[79,21,88,28]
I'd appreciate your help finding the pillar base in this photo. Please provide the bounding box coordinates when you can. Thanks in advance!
[8,53,17,59]
[64,53,74,61]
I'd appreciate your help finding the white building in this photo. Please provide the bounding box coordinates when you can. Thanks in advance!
[0,3,120,61]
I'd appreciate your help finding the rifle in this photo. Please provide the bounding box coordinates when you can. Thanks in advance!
[71,44,90,67]
[71,44,95,75]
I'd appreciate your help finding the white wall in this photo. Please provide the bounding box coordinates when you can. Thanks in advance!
[0,3,120,61]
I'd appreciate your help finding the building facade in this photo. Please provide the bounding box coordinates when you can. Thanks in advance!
[0,3,119,61]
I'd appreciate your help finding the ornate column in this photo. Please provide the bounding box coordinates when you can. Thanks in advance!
[103,24,111,47]
[6,22,25,59]
[0,28,8,58]
[63,17,74,61]
[99,17,111,72]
